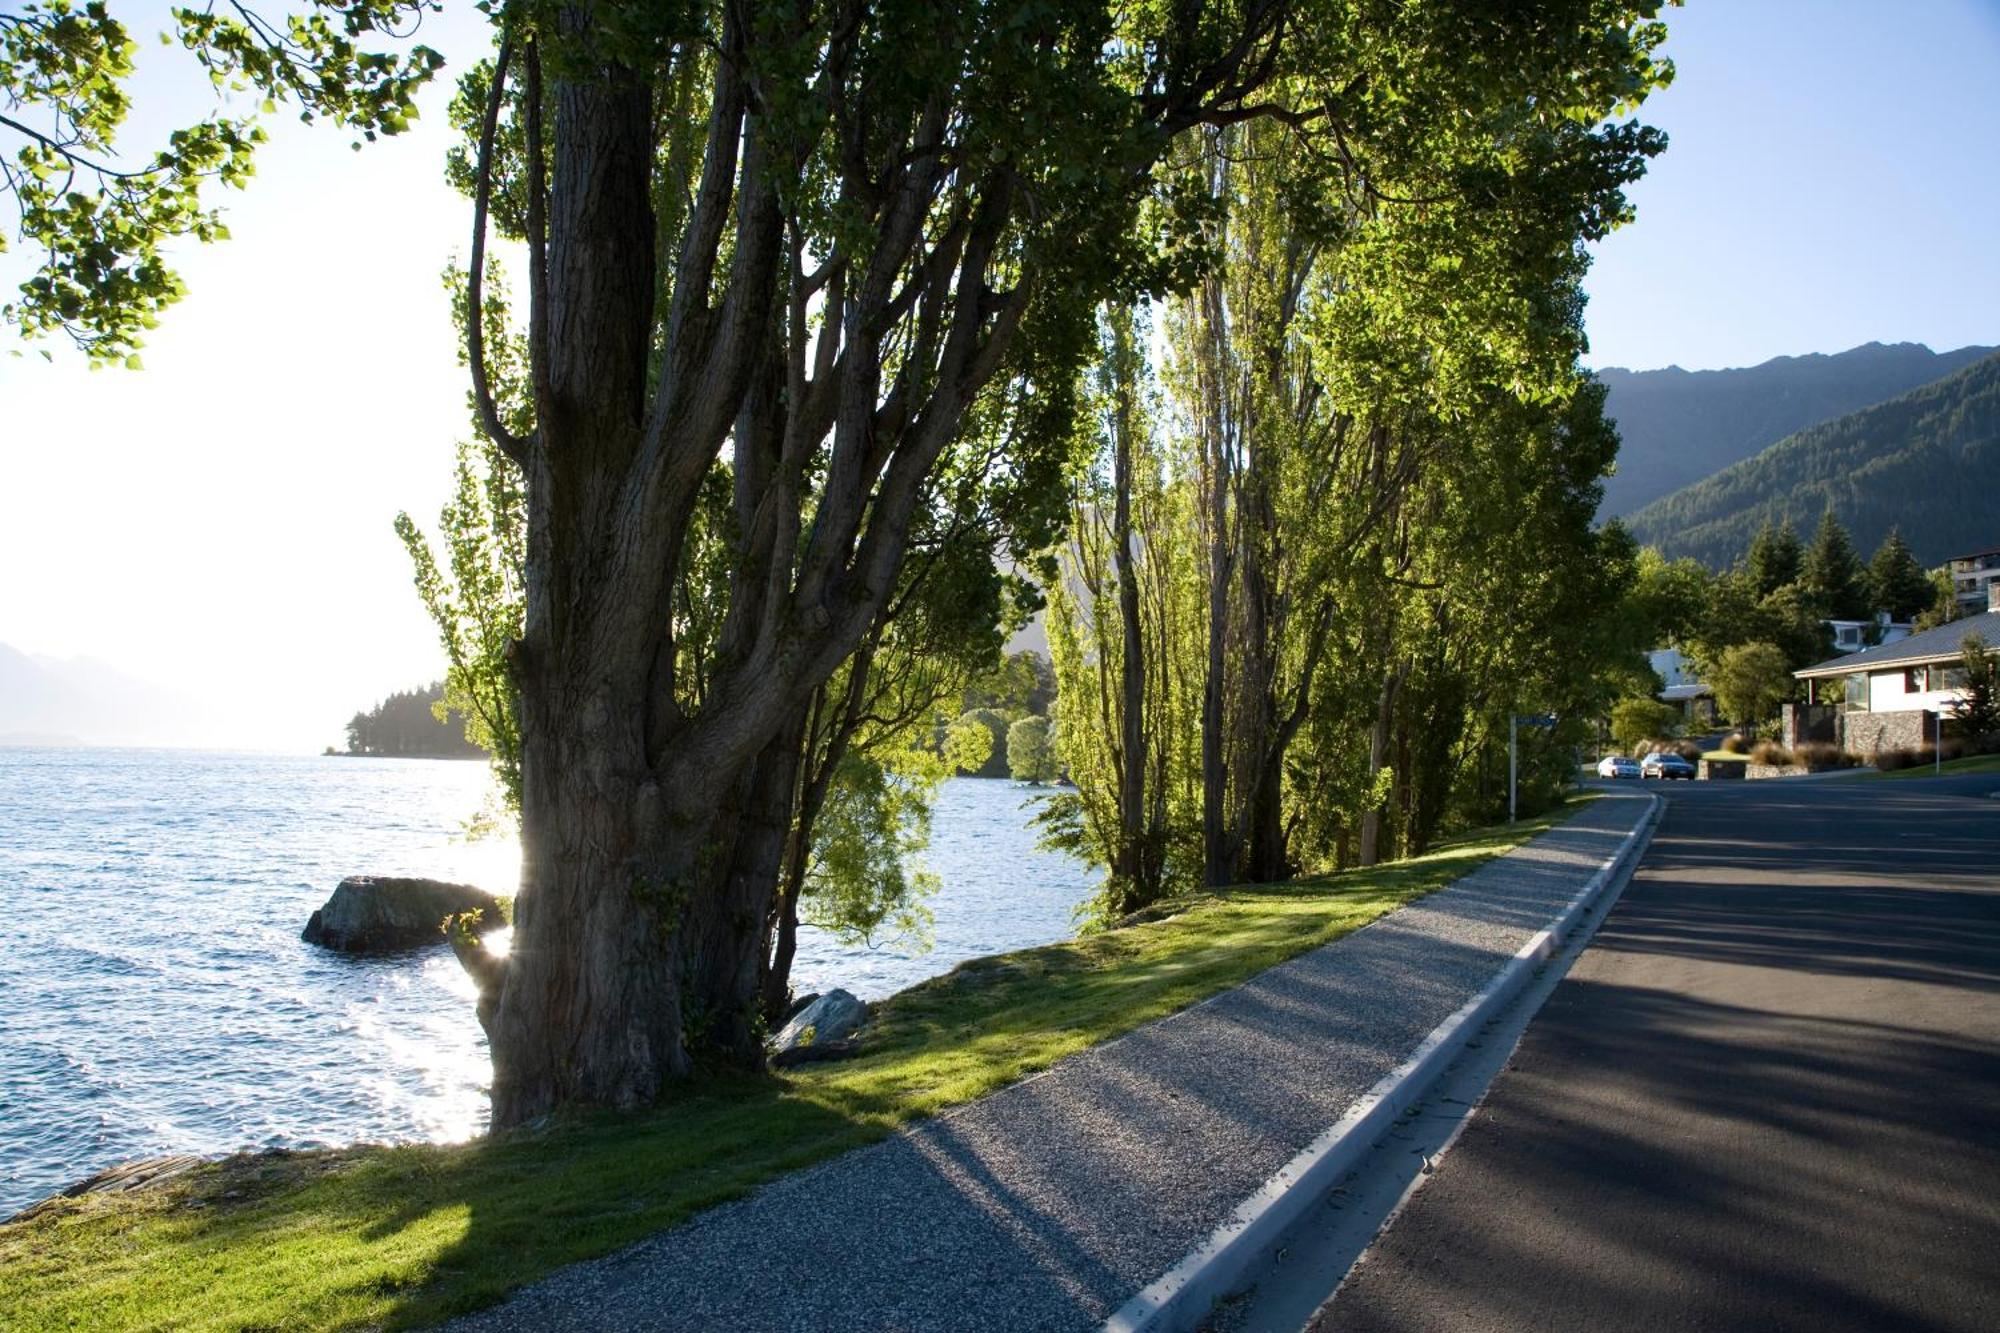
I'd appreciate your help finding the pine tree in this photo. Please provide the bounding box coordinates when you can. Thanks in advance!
[1865,528,1933,622]
[1745,518,1803,598]
[1801,511,1868,619]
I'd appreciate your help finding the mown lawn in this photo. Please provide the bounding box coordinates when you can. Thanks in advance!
[0,800,1589,1333]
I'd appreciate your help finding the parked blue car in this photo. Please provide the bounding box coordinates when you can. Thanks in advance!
[1641,752,1696,780]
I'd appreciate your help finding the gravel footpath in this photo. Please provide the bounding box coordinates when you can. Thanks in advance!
[449,796,1649,1333]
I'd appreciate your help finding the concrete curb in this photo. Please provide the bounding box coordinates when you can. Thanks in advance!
[1100,793,1664,1333]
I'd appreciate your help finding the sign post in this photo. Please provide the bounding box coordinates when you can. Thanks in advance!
[1509,714,1559,823]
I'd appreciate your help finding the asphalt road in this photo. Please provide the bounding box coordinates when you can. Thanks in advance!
[1313,772,2000,1333]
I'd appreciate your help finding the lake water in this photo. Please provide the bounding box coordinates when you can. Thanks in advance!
[0,749,1094,1217]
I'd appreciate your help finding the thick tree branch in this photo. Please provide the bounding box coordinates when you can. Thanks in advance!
[466,36,531,466]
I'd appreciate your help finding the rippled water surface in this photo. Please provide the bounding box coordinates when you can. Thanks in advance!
[0,749,1093,1215]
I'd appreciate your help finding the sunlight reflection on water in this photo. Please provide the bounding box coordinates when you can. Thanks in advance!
[0,751,1092,1215]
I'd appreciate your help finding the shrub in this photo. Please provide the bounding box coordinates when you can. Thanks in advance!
[1875,740,1966,770]
[1720,733,1750,755]
[1669,740,1703,762]
[1793,742,1859,771]
[1750,740,1794,766]
[1610,697,1679,752]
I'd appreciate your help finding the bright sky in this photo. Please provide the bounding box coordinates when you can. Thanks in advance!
[1583,0,2000,370]
[3,1,1997,750]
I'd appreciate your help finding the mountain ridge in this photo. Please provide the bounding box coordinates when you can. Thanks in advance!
[1621,349,2000,569]
[1594,340,1996,517]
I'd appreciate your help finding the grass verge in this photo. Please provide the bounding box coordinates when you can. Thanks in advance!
[1844,752,2000,780]
[0,799,1592,1332]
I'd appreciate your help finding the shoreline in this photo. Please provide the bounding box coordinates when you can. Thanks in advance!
[0,798,1590,1331]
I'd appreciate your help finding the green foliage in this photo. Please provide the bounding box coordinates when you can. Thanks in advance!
[1625,350,2000,569]
[962,651,1055,719]
[1914,567,1965,632]
[1684,566,1831,678]
[1865,528,1933,623]
[1051,53,1665,892]
[1951,633,2000,743]
[395,268,531,814]
[798,753,938,950]
[1005,715,1058,784]
[1,0,441,359]
[1745,518,1802,598]
[1801,509,1868,620]
[395,439,525,810]
[1709,641,1793,727]
[1608,696,1678,752]
[951,708,1014,779]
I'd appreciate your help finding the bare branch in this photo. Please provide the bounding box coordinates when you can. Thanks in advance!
[466,36,532,467]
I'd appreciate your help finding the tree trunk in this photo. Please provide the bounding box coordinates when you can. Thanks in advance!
[489,669,690,1126]
[1232,438,1284,884]
[1110,322,1152,902]
[1357,660,1407,868]
[684,726,803,1060]
[1200,275,1235,889]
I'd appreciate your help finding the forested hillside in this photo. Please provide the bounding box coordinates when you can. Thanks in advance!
[1596,341,1993,517]
[1623,350,2000,568]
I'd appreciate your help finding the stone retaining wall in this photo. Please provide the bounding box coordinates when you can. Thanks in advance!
[1842,708,1932,757]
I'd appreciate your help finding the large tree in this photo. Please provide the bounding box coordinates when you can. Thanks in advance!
[12,0,1671,1127]
[1866,527,1932,624]
[1801,509,1869,619]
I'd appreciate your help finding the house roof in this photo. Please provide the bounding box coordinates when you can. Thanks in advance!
[1794,610,2000,679]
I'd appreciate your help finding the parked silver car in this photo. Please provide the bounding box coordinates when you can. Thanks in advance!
[1596,754,1641,779]
[1641,752,1696,780]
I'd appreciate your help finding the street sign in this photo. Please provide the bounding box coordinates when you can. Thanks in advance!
[1509,714,1559,822]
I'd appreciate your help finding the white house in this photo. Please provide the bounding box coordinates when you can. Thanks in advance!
[1822,613,1912,654]
[1647,647,1712,721]
[1794,584,1999,754]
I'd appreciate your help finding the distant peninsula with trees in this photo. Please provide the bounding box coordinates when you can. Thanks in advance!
[337,683,482,759]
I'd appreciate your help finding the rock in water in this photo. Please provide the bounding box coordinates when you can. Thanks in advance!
[302,876,504,953]
[770,988,868,1067]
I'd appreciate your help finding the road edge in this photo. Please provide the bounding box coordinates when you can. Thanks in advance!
[1100,792,1664,1333]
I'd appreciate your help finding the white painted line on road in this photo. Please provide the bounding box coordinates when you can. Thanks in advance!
[1100,794,1664,1333]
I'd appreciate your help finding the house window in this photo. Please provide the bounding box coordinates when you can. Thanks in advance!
[1846,673,1869,711]
[1902,664,1961,692]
